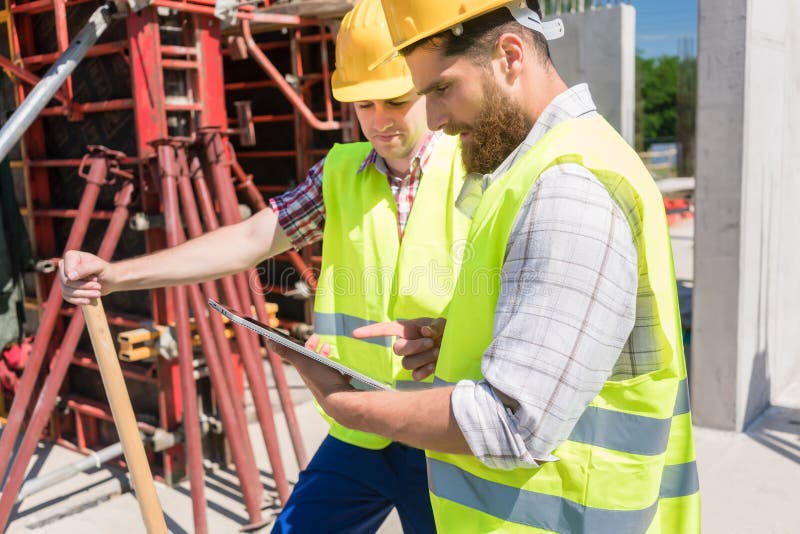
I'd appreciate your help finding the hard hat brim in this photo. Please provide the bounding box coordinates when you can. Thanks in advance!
[331,72,416,103]
[368,3,509,72]
[370,1,563,71]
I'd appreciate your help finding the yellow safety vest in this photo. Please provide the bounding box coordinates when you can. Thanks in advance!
[429,116,700,533]
[315,135,469,449]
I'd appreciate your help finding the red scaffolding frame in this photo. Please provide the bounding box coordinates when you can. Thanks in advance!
[0,0,355,490]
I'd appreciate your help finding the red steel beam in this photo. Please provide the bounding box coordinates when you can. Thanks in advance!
[28,208,115,219]
[52,0,73,103]
[195,13,226,129]
[235,150,297,158]
[0,53,70,104]
[162,58,198,70]
[255,184,289,194]
[14,9,56,304]
[20,41,127,68]
[160,45,197,57]
[150,0,309,26]
[127,5,182,486]
[26,157,139,167]
[64,397,158,434]
[72,353,158,384]
[10,0,95,15]
[38,98,134,116]
[128,9,166,161]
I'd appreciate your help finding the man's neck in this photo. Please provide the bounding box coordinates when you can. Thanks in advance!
[385,160,411,178]
[523,65,569,126]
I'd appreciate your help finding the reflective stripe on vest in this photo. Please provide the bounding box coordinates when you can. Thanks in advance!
[429,116,699,532]
[428,458,699,532]
[314,311,393,348]
[433,376,688,456]
[314,137,469,448]
[428,458,659,534]
[660,461,700,499]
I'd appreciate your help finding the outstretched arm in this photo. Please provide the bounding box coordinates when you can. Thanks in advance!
[60,207,292,304]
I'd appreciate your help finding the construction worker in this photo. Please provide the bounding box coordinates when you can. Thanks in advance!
[276,1,701,532]
[60,0,468,531]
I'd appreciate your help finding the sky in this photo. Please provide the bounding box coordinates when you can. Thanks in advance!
[633,0,698,58]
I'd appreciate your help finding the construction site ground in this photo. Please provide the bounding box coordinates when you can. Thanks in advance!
[3,218,799,533]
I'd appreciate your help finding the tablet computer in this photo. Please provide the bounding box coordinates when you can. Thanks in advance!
[207,298,391,391]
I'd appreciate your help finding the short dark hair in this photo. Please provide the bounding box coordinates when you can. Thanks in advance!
[401,1,550,66]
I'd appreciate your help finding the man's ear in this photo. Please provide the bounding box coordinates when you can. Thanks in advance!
[496,32,525,83]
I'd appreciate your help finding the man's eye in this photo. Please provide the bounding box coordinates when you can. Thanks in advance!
[435,85,449,95]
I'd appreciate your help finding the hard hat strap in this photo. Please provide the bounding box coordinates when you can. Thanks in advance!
[506,2,565,40]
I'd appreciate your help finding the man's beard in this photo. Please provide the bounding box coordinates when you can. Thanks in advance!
[449,77,534,175]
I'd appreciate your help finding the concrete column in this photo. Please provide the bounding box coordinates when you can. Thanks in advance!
[548,5,636,144]
[693,0,800,430]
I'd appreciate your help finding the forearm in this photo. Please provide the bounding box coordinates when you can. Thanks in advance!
[107,207,290,293]
[326,386,472,455]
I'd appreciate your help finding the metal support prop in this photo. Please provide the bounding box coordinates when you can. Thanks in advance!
[190,147,309,502]
[15,430,178,504]
[0,178,135,531]
[16,441,125,503]
[0,148,118,485]
[199,129,307,475]
[197,130,298,495]
[173,144,268,530]
[155,142,209,534]
[0,1,121,161]
[177,149,247,435]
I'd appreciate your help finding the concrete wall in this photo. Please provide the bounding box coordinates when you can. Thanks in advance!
[548,5,636,144]
[693,0,800,430]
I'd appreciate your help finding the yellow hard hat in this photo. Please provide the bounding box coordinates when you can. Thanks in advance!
[331,0,415,102]
[373,0,564,68]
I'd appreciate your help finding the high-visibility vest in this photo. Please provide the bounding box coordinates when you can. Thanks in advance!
[315,135,469,449]
[429,116,700,533]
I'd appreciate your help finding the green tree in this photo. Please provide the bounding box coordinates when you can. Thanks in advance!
[637,54,680,143]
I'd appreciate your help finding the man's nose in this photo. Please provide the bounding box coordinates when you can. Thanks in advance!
[374,105,394,131]
[426,102,448,132]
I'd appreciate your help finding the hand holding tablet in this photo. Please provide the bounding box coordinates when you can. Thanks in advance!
[207,299,391,391]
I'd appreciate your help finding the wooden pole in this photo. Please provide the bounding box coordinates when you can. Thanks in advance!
[81,298,168,534]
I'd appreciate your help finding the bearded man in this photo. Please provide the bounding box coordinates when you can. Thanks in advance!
[275,1,700,532]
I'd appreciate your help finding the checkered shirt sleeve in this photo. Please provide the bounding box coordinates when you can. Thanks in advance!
[269,158,327,250]
[451,166,639,469]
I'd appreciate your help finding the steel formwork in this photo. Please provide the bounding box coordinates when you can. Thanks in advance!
[0,0,356,526]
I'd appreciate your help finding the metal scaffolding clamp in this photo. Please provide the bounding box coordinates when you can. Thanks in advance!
[214,0,240,29]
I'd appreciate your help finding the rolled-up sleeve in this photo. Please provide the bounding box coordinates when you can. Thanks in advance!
[269,158,327,249]
[451,164,639,470]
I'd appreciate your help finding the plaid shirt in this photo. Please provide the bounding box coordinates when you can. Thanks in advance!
[451,85,644,469]
[269,132,441,249]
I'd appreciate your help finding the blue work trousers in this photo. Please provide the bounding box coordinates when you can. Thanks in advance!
[271,435,435,533]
